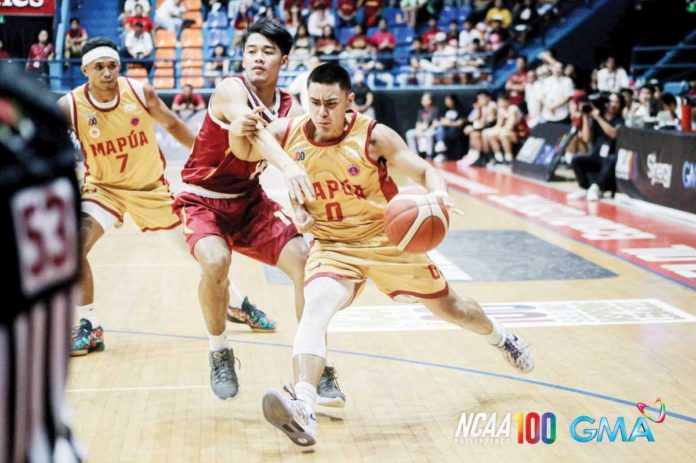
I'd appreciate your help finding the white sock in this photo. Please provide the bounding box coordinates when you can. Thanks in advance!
[468,149,480,157]
[228,282,245,308]
[295,381,317,408]
[77,303,97,326]
[485,319,506,347]
[208,332,228,351]
[494,152,504,162]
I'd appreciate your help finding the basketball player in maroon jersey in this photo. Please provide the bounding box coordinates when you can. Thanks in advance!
[174,20,344,405]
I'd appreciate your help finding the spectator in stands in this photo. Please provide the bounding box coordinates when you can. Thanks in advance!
[155,0,187,36]
[446,20,459,42]
[458,19,477,49]
[172,84,206,120]
[596,56,629,93]
[289,24,315,71]
[370,18,396,67]
[483,92,529,163]
[433,94,465,162]
[401,0,420,27]
[421,17,443,53]
[123,22,154,72]
[511,0,538,44]
[340,24,370,68]
[486,0,512,27]
[249,0,274,21]
[361,45,395,88]
[563,63,576,80]
[337,0,360,27]
[124,0,151,18]
[420,34,458,84]
[0,40,9,59]
[284,4,303,36]
[126,4,154,33]
[564,90,589,164]
[505,55,528,107]
[288,55,322,112]
[352,70,376,119]
[406,92,440,159]
[457,38,486,85]
[541,62,573,123]
[64,18,88,61]
[486,19,510,51]
[205,44,231,86]
[364,0,384,28]
[656,93,680,130]
[316,25,342,56]
[524,68,541,127]
[620,87,635,118]
[687,79,696,98]
[625,85,656,127]
[26,30,54,76]
[459,90,498,166]
[567,92,625,201]
[307,4,336,38]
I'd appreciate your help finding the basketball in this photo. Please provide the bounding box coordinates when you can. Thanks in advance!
[383,189,450,253]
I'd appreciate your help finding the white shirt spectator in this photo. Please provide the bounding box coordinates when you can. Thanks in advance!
[525,79,543,127]
[307,10,336,38]
[541,75,574,122]
[596,67,629,93]
[155,0,186,31]
[125,30,153,57]
[124,0,150,16]
[288,70,311,113]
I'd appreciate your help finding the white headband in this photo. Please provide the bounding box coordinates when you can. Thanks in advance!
[82,47,120,67]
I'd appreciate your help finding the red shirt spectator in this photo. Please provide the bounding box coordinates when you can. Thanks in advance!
[364,0,383,27]
[172,85,205,111]
[347,25,369,50]
[337,0,358,19]
[126,5,154,32]
[421,18,443,52]
[370,19,395,51]
[505,57,529,106]
[26,30,54,73]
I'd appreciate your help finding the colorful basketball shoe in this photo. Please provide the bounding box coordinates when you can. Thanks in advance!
[70,318,105,357]
[226,297,277,332]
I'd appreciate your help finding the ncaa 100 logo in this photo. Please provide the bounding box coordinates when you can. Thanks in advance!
[454,412,556,445]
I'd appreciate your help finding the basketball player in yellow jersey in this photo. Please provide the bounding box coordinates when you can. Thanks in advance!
[245,64,535,446]
[57,37,275,357]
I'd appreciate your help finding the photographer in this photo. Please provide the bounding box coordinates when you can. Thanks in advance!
[567,92,625,201]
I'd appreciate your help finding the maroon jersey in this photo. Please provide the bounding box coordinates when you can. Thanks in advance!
[181,76,294,195]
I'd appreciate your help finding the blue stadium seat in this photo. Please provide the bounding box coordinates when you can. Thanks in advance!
[381,7,406,26]
[438,6,458,27]
[338,26,353,44]
[394,45,411,65]
[207,29,230,48]
[663,81,688,96]
[206,10,228,29]
[394,26,415,47]
[457,7,472,23]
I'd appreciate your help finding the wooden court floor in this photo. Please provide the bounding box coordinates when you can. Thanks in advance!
[66,164,696,462]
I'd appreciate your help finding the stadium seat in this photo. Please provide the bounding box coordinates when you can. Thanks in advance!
[181,48,203,68]
[185,0,202,11]
[183,11,202,28]
[338,27,353,44]
[155,29,176,49]
[206,10,228,29]
[181,66,203,77]
[181,28,203,48]
[394,26,415,47]
[181,76,205,88]
[126,66,148,78]
[154,48,176,68]
[438,6,458,27]
[154,67,174,77]
[457,6,472,23]
[381,7,406,26]
[153,77,175,89]
[206,29,230,48]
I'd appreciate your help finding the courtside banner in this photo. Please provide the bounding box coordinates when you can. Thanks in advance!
[512,122,573,181]
[0,0,55,16]
[616,127,696,214]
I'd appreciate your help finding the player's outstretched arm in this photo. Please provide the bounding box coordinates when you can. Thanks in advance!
[215,78,315,203]
[56,95,73,129]
[143,82,196,149]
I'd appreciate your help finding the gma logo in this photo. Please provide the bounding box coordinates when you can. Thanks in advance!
[569,416,654,443]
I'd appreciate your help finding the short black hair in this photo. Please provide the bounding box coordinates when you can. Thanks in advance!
[70,18,80,24]
[661,92,677,107]
[81,37,118,57]
[242,19,294,56]
[307,63,352,92]
[476,89,492,98]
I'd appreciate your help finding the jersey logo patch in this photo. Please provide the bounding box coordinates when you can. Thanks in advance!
[131,117,140,126]
[123,102,138,113]
[294,149,305,161]
[86,112,97,126]
[347,164,360,176]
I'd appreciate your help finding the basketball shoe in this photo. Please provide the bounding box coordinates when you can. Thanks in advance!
[498,333,535,373]
[226,297,277,332]
[70,319,104,356]
[263,386,317,447]
[316,365,346,408]
[209,347,240,400]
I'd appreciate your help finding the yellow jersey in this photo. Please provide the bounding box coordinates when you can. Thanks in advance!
[282,111,398,243]
[70,77,164,189]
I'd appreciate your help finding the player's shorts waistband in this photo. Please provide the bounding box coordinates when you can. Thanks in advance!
[182,184,246,199]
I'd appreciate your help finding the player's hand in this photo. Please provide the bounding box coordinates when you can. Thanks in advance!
[283,162,315,204]
[229,108,267,137]
[293,206,315,233]
[430,191,463,216]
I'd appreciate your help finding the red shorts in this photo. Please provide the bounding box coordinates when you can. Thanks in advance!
[173,187,300,265]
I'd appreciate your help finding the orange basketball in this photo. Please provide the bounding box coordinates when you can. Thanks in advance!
[383,189,450,253]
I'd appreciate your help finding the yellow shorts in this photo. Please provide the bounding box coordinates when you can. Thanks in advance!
[305,236,449,302]
[81,179,181,232]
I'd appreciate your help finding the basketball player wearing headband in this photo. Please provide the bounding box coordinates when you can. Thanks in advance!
[56,38,270,360]
[174,19,344,404]
[245,64,535,446]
